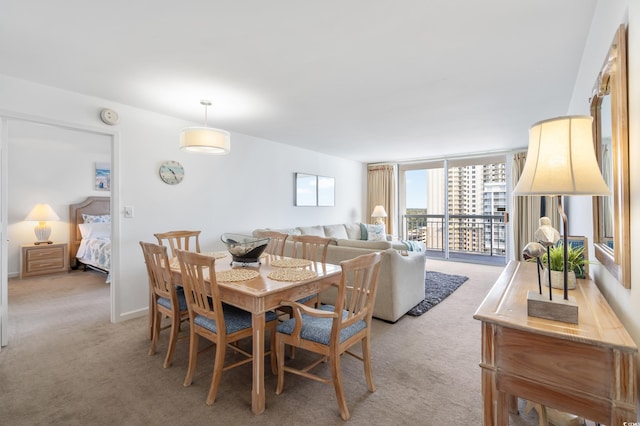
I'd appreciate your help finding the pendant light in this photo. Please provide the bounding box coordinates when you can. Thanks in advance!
[180,100,230,154]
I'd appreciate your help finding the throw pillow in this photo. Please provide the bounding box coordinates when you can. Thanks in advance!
[79,222,111,239]
[296,225,325,237]
[359,223,368,240]
[366,223,386,241]
[323,224,349,239]
[345,223,362,240]
[82,214,111,223]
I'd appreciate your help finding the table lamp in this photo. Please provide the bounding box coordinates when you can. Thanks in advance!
[24,203,60,245]
[513,116,610,323]
[371,205,388,225]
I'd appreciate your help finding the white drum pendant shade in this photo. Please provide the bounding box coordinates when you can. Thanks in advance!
[180,126,230,154]
[180,100,230,155]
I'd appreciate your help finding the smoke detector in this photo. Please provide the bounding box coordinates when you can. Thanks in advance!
[100,108,119,125]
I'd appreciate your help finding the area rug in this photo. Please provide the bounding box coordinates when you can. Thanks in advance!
[407,270,469,316]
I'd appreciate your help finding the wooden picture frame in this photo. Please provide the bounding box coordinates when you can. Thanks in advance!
[590,24,630,288]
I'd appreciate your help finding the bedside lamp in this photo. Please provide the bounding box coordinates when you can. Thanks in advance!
[25,203,60,245]
[371,205,388,225]
[513,116,610,323]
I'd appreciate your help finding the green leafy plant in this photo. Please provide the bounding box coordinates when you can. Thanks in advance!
[540,244,586,275]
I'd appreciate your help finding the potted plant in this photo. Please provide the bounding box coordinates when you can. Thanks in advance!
[539,244,586,289]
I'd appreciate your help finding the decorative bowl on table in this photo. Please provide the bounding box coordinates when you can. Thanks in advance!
[221,233,270,264]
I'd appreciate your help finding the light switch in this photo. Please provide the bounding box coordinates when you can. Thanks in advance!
[124,206,134,218]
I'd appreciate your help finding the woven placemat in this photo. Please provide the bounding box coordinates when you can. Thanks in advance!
[271,258,312,268]
[267,269,317,282]
[202,251,228,259]
[216,269,259,282]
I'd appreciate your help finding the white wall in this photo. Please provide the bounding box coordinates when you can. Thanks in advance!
[0,75,366,321]
[567,0,640,369]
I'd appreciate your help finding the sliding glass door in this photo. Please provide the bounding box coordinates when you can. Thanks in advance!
[400,161,447,255]
[399,155,507,265]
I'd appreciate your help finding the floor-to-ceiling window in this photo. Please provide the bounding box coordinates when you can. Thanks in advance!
[400,161,446,252]
[399,155,507,265]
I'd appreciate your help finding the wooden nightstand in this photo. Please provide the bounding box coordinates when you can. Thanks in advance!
[20,242,69,279]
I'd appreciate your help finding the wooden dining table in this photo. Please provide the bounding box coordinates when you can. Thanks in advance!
[170,252,342,415]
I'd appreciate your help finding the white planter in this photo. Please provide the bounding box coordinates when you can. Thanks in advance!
[542,269,576,290]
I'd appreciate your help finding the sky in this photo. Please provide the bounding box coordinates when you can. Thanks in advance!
[405,169,427,209]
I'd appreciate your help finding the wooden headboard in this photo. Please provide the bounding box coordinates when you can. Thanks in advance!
[69,196,110,268]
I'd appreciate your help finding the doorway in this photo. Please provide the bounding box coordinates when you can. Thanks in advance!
[0,116,116,348]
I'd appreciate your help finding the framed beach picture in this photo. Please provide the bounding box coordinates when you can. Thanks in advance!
[295,173,317,206]
[295,173,335,207]
[95,162,111,191]
[317,176,335,206]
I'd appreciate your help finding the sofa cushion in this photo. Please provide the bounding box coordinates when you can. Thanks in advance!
[335,239,391,250]
[297,225,325,237]
[366,224,386,241]
[345,223,362,240]
[279,228,302,236]
[359,223,368,240]
[253,228,301,237]
[323,224,349,239]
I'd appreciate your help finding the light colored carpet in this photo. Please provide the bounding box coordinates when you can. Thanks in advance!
[1,260,578,425]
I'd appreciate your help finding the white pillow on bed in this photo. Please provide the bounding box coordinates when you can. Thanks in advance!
[82,214,111,223]
[79,222,111,239]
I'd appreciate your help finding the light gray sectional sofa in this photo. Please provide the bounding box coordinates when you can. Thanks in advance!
[253,223,426,322]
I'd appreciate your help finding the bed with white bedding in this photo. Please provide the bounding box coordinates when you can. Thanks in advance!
[69,197,111,282]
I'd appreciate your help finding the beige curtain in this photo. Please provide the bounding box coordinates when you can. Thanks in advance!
[367,164,396,234]
[512,152,559,260]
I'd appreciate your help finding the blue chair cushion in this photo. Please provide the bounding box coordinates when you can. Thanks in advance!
[276,304,367,345]
[194,305,277,335]
[157,287,188,312]
[296,294,317,305]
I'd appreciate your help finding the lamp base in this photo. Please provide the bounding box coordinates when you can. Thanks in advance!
[527,291,578,324]
[34,241,53,245]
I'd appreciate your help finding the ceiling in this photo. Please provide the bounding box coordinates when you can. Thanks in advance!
[0,0,597,163]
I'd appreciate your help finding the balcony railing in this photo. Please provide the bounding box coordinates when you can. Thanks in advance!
[403,213,506,258]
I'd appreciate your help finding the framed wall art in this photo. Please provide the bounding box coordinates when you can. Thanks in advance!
[317,175,335,206]
[295,173,317,206]
[295,173,335,207]
[95,162,111,191]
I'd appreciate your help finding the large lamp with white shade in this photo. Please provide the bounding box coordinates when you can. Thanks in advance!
[371,205,388,225]
[24,203,60,245]
[513,115,610,323]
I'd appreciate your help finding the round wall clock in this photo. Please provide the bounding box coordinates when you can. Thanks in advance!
[158,160,185,185]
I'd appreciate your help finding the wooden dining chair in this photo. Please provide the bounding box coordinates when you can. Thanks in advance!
[275,251,382,420]
[150,230,201,339]
[154,230,201,258]
[139,241,189,368]
[175,249,279,405]
[291,234,330,263]
[255,230,289,257]
[290,234,331,307]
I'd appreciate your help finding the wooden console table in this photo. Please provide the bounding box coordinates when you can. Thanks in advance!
[474,261,637,425]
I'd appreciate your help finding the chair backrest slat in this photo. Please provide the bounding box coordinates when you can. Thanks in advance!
[154,230,201,258]
[175,249,224,328]
[140,241,174,300]
[292,235,331,263]
[255,231,288,257]
[335,252,382,330]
